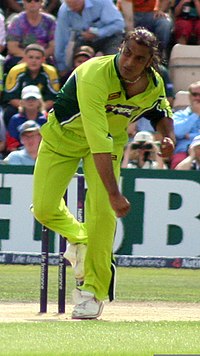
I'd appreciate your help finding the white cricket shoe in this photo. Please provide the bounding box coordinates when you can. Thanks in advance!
[72,289,104,320]
[64,243,87,286]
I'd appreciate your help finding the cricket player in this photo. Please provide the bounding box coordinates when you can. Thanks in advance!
[33,27,175,319]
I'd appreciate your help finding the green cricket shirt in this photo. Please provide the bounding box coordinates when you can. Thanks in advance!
[54,54,173,154]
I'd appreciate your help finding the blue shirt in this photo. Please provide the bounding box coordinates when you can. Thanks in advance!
[4,148,35,165]
[173,106,200,153]
[8,112,46,141]
[54,0,125,71]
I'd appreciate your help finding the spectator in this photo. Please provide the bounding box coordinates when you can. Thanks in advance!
[0,1,6,15]
[175,134,200,169]
[0,51,3,100]
[121,131,167,168]
[54,0,125,80]
[6,85,46,152]
[3,43,60,127]
[173,0,200,44]
[118,0,173,56]
[171,81,200,169]
[4,120,41,165]
[5,0,56,73]
[0,109,6,158]
[0,55,4,157]
[0,11,6,55]
[60,45,95,85]
[6,0,60,18]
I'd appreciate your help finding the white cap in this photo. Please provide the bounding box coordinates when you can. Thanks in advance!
[21,85,42,100]
[133,131,154,143]
[190,135,200,148]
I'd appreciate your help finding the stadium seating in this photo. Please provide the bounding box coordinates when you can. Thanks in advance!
[169,44,200,92]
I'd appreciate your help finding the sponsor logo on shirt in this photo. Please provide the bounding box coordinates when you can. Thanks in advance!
[105,104,139,118]
[108,92,121,100]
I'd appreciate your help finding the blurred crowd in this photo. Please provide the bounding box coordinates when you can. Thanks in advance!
[0,0,200,170]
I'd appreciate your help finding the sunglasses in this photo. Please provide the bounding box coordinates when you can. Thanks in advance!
[25,0,41,3]
[190,92,200,97]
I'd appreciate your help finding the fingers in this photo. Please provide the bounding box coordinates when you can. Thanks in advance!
[109,195,131,218]
[116,198,131,218]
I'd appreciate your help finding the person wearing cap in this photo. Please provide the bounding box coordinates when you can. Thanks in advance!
[3,44,60,127]
[121,131,167,168]
[171,81,200,169]
[54,0,125,80]
[175,135,200,170]
[60,45,95,86]
[73,46,95,69]
[3,120,41,165]
[33,28,175,320]
[6,85,47,153]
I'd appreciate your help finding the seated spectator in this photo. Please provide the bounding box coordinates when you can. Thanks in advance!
[60,45,95,86]
[0,11,6,55]
[6,85,46,152]
[5,0,56,73]
[173,0,200,44]
[175,134,200,170]
[118,0,173,58]
[6,0,60,18]
[121,131,167,169]
[3,120,41,165]
[3,43,60,126]
[171,81,200,169]
[55,0,125,80]
[0,56,4,157]
[0,109,6,158]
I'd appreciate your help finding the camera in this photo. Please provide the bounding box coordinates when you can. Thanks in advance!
[131,142,153,150]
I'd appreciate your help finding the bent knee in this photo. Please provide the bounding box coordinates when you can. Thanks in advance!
[33,202,53,226]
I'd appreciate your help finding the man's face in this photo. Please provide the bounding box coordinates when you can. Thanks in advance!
[189,87,200,104]
[22,97,40,109]
[118,39,152,81]
[21,131,41,153]
[65,0,84,12]
[23,0,42,13]
[74,55,90,68]
[24,50,45,72]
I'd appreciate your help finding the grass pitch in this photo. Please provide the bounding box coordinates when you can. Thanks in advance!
[0,265,200,356]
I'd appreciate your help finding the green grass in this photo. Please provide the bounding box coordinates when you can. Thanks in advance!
[1,265,200,355]
[0,265,200,303]
[1,321,200,356]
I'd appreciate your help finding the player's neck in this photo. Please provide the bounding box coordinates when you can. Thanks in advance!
[122,71,145,85]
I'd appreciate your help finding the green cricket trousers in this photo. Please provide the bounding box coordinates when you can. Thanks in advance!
[33,110,123,301]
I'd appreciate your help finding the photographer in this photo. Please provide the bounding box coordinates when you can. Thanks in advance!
[121,131,167,169]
